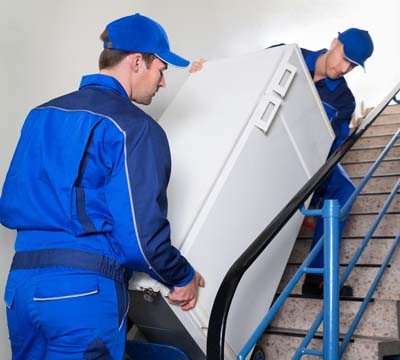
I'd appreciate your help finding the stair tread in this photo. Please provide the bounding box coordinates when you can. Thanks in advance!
[266,327,400,342]
[362,133,399,138]
[279,264,400,300]
[351,173,400,179]
[259,331,400,360]
[270,297,400,338]
[342,158,400,165]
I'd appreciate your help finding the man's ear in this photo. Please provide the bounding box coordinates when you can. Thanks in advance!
[127,53,143,73]
[330,38,340,50]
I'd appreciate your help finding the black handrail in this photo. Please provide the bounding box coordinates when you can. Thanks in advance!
[206,83,400,360]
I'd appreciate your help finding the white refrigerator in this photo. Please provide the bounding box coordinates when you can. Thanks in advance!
[129,44,334,359]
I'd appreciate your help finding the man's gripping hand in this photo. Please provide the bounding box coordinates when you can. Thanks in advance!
[167,271,205,311]
[189,59,206,73]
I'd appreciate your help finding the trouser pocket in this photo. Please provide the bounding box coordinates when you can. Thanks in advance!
[33,274,99,301]
[4,285,20,349]
[32,272,103,340]
[31,271,125,358]
[4,286,16,309]
[4,273,39,358]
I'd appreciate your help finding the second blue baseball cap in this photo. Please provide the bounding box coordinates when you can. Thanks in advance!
[338,28,374,69]
[104,13,190,68]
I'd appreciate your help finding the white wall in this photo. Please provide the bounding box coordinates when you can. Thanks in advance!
[1,0,398,357]
[0,1,135,358]
[134,0,400,118]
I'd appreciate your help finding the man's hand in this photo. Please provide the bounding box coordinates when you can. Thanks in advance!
[167,271,205,311]
[189,59,206,73]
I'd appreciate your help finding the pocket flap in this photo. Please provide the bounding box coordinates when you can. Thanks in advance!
[4,287,16,309]
[34,274,99,301]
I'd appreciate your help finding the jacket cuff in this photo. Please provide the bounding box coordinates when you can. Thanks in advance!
[173,265,195,287]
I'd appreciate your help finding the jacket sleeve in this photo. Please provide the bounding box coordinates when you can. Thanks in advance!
[331,86,356,125]
[104,118,194,287]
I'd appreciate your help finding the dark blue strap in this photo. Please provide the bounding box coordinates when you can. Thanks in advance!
[11,249,130,284]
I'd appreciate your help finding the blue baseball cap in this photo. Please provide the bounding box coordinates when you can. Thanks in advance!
[104,13,190,68]
[338,28,374,69]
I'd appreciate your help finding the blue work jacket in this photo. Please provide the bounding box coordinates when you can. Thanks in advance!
[301,48,356,150]
[0,74,194,287]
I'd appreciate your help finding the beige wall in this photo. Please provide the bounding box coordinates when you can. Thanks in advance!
[1,0,399,357]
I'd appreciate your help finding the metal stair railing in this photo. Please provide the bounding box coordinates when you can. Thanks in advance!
[292,130,400,359]
[238,198,342,360]
[238,129,400,360]
[206,81,400,360]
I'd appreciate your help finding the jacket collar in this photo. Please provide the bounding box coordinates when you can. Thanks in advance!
[79,74,129,99]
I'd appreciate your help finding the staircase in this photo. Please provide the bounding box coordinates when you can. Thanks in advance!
[258,105,400,359]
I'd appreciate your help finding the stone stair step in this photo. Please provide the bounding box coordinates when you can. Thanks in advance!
[288,237,395,265]
[299,214,400,238]
[259,330,400,360]
[364,123,400,137]
[352,174,400,193]
[343,159,400,177]
[372,114,400,126]
[351,194,400,213]
[353,135,397,149]
[343,214,399,237]
[382,106,400,115]
[279,257,400,300]
[270,112,400,357]
[342,146,400,163]
[269,297,400,338]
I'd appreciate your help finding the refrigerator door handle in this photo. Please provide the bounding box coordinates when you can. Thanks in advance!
[271,62,297,98]
[253,93,282,133]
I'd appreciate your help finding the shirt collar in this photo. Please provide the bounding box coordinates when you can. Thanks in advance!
[304,48,342,92]
[79,74,129,99]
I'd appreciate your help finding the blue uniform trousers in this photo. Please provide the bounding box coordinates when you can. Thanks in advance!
[4,250,129,360]
[309,164,355,268]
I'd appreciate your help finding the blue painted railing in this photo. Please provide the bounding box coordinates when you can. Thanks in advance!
[237,129,400,359]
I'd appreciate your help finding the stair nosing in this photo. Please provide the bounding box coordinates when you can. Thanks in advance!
[379,112,400,117]
[296,236,396,240]
[349,211,400,216]
[356,191,393,195]
[370,122,400,128]
[342,157,400,165]
[347,144,400,151]
[343,158,400,165]
[354,190,399,195]
[274,292,371,302]
[360,133,399,139]
[350,173,400,179]
[265,327,400,343]
[265,327,353,342]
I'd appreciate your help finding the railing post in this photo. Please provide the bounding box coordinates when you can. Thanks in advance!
[322,199,340,360]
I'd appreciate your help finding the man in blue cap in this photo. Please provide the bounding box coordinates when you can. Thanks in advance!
[0,13,204,359]
[301,28,374,296]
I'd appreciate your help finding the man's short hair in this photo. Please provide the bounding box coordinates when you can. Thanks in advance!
[98,29,156,70]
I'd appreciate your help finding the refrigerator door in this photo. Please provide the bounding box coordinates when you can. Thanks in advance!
[130,45,334,359]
